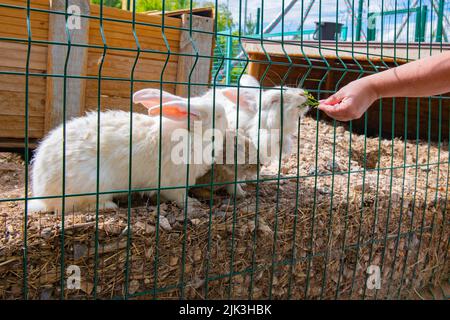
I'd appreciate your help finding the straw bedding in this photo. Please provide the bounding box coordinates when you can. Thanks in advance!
[0,116,449,299]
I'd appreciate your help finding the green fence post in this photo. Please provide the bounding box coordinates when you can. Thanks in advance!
[436,0,444,42]
[355,0,364,41]
[414,6,420,42]
[341,26,348,41]
[414,5,427,42]
[256,7,261,35]
[367,12,376,41]
[420,5,428,42]
[225,30,233,85]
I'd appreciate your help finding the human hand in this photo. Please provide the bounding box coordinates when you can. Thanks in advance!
[318,77,379,121]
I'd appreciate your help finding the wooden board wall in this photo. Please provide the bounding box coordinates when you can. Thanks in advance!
[0,0,50,143]
[83,4,182,114]
[0,1,216,148]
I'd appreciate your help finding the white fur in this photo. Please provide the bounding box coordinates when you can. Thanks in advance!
[253,86,309,163]
[30,90,228,213]
[219,76,309,165]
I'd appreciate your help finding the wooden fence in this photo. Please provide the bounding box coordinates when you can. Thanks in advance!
[0,0,214,148]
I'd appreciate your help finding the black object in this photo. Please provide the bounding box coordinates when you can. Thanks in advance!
[313,21,343,40]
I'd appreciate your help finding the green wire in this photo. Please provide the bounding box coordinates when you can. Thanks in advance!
[123,0,141,300]
[153,0,172,300]
[22,0,32,300]
[388,1,413,297]
[227,0,246,298]
[204,0,224,299]
[286,0,314,299]
[93,0,107,299]
[179,0,199,299]
[58,0,72,300]
[6,0,450,300]
[248,0,270,299]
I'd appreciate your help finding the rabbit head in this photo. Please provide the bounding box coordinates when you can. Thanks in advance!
[262,86,309,119]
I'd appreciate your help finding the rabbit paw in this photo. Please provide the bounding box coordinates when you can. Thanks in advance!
[226,183,247,198]
[185,197,206,218]
[100,201,119,210]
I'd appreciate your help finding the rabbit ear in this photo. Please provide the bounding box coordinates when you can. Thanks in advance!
[147,101,201,122]
[262,90,281,109]
[240,75,260,88]
[221,88,257,112]
[133,88,183,109]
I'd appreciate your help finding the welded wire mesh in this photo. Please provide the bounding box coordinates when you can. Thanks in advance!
[0,0,448,300]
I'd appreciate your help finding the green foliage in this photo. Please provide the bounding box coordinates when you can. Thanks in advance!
[90,0,196,12]
[203,2,234,32]
[90,0,122,8]
[136,0,196,12]
[304,90,319,108]
[244,13,256,35]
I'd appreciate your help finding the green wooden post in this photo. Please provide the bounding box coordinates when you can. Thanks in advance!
[414,5,427,42]
[341,26,348,40]
[355,0,364,41]
[256,7,261,35]
[420,5,428,42]
[367,12,376,41]
[225,30,233,85]
[435,0,444,42]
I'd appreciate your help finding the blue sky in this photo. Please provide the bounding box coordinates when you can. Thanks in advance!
[198,0,449,42]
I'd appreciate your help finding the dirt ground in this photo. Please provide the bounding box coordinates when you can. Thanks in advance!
[0,116,449,299]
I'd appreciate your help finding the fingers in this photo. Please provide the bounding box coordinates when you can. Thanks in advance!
[323,91,344,105]
[318,99,361,121]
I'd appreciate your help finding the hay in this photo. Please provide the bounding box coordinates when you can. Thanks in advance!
[0,116,449,299]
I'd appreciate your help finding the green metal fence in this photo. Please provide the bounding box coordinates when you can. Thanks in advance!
[0,0,449,300]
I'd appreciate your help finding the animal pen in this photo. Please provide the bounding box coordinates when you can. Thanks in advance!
[0,0,449,300]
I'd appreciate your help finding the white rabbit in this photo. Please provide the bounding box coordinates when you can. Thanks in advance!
[219,85,258,130]
[220,76,310,165]
[191,80,259,198]
[29,89,228,213]
[252,86,309,163]
[190,131,260,199]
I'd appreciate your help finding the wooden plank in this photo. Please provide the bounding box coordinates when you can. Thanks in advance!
[84,77,177,101]
[88,34,179,54]
[87,47,179,63]
[175,14,214,97]
[0,22,48,41]
[86,52,178,79]
[89,22,181,42]
[0,91,46,116]
[89,3,182,28]
[0,14,48,30]
[44,0,90,132]
[0,42,47,71]
[0,72,47,94]
[0,138,38,149]
[0,0,49,9]
[243,41,450,64]
[83,85,176,113]
[0,115,44,139]
[0,7,49,22]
